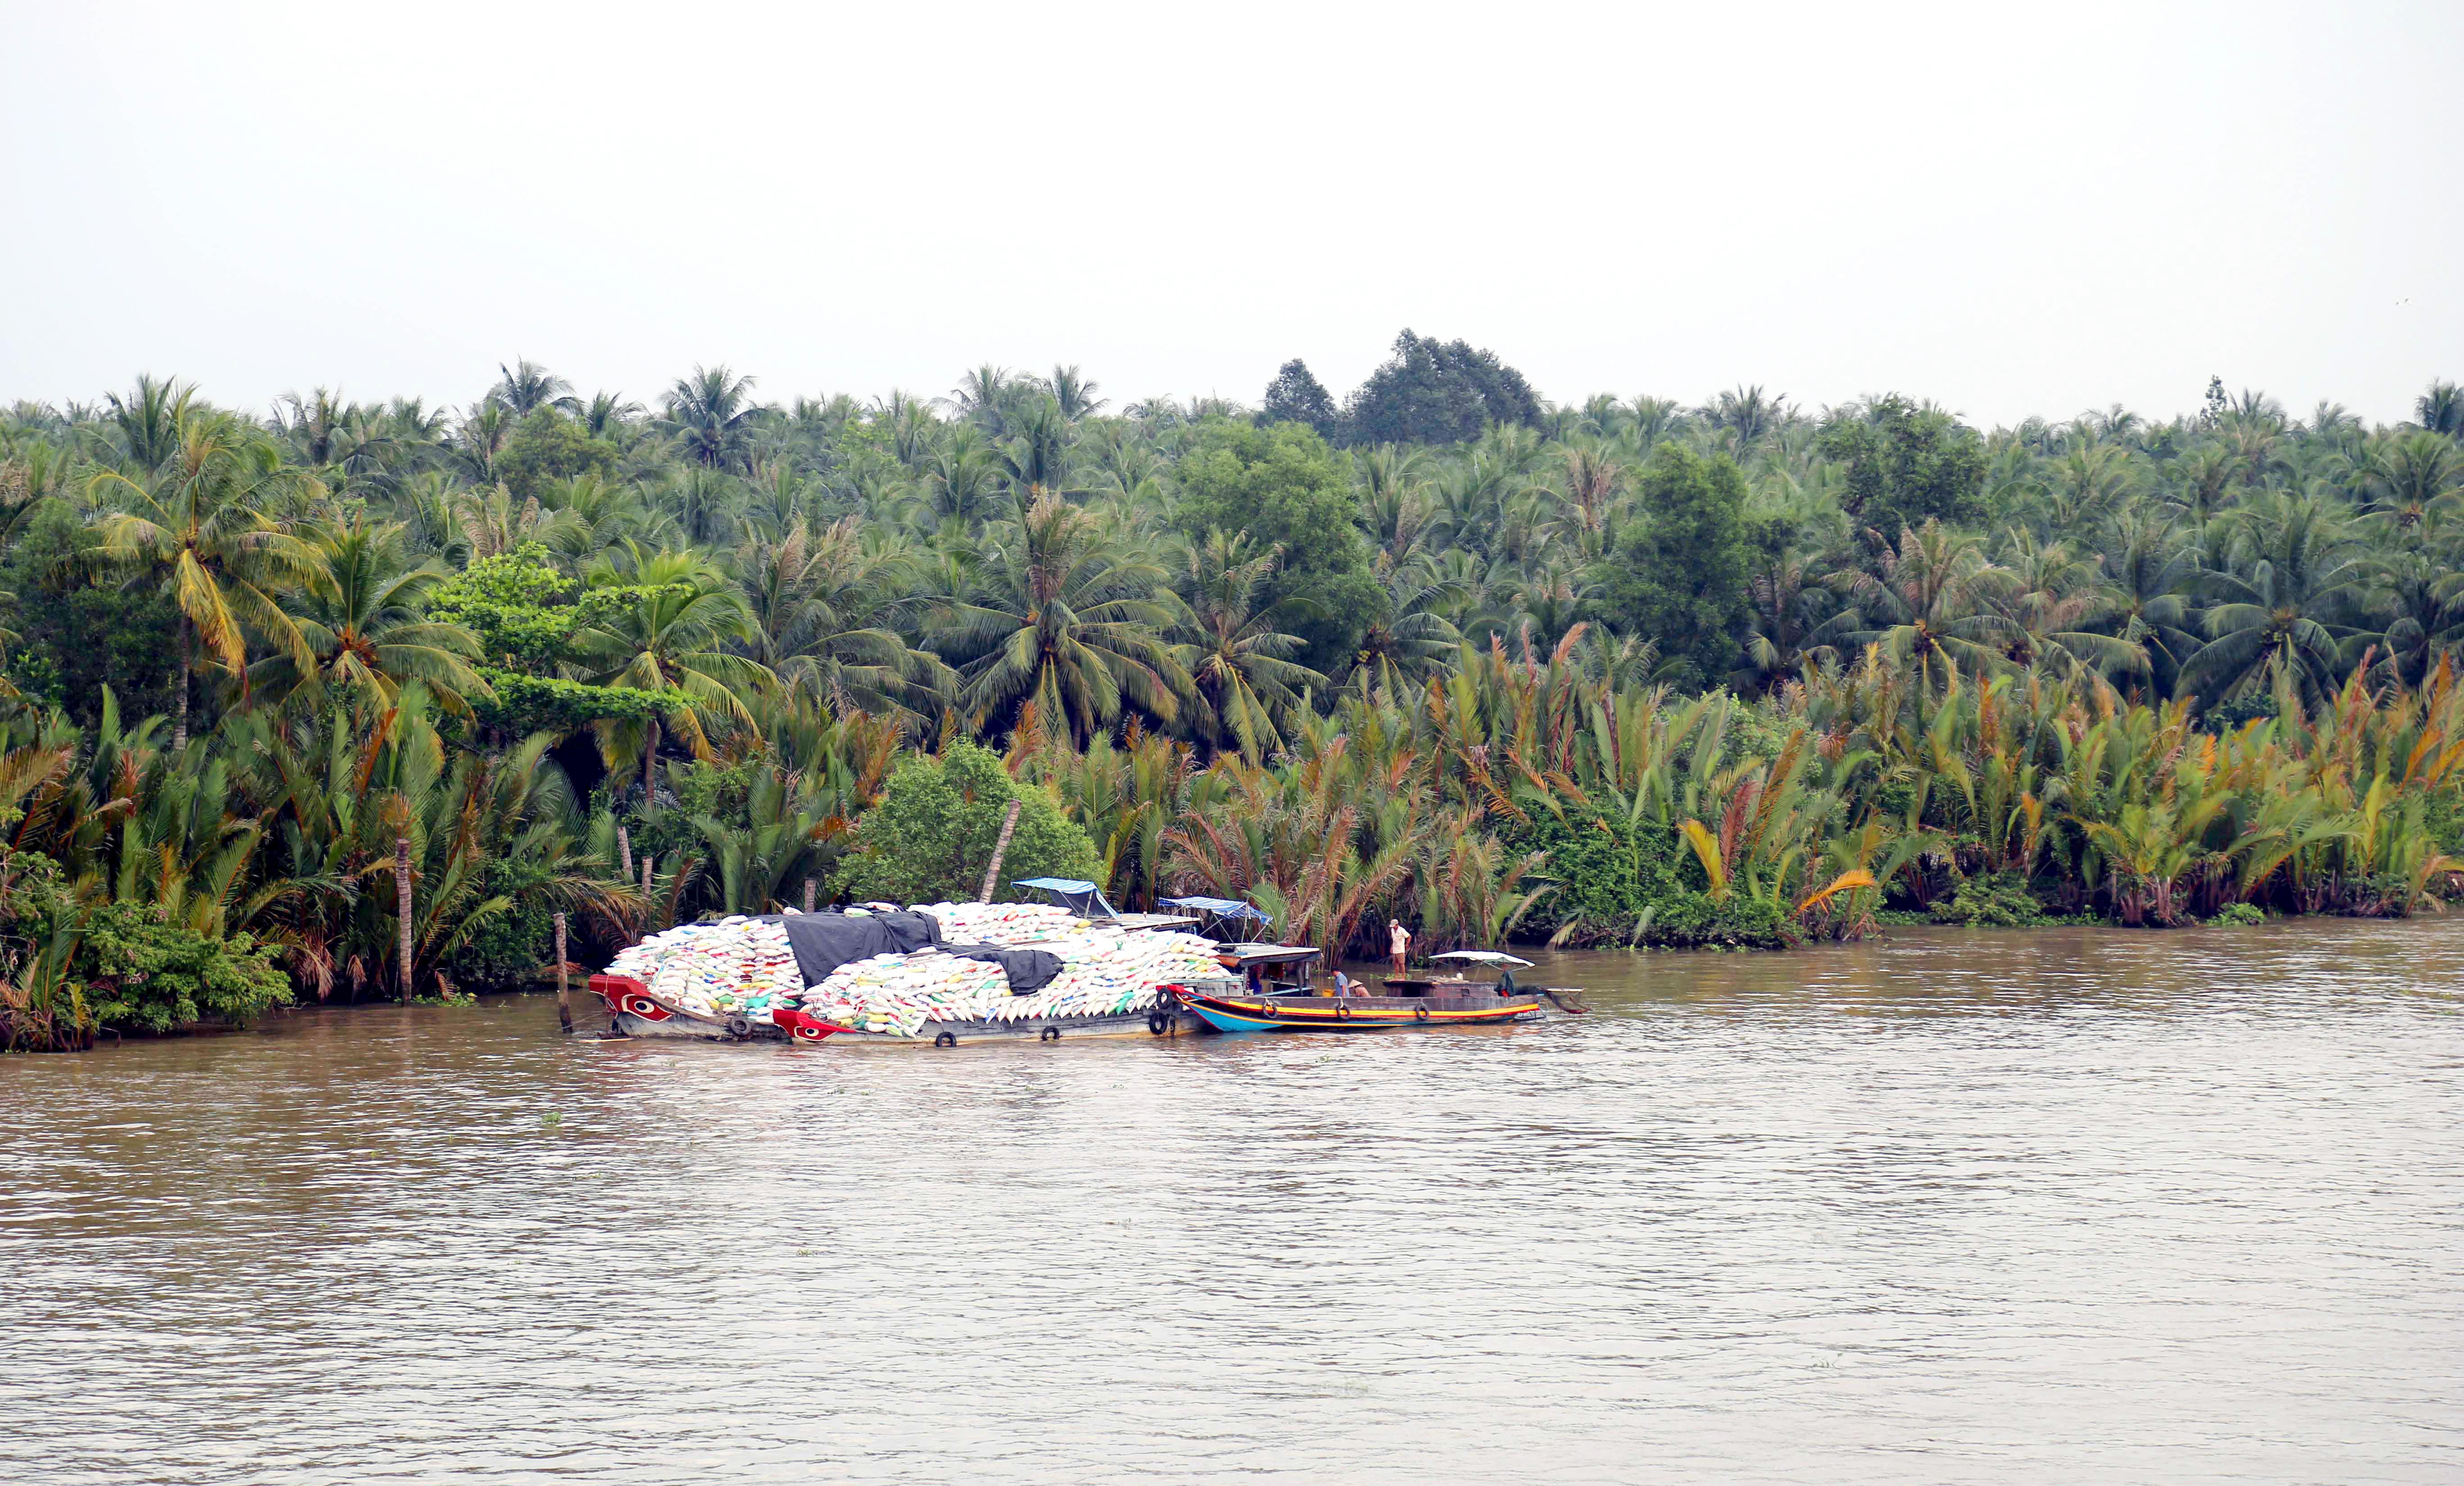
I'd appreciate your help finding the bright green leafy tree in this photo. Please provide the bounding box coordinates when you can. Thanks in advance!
[830,740,1102,906]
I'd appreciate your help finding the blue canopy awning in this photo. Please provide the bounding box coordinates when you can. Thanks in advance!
[1014,878,1120,920]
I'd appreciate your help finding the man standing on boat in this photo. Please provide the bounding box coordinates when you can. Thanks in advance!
[1387,919,1412,976]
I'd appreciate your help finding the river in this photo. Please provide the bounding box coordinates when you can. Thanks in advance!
[3,919,2459,1484]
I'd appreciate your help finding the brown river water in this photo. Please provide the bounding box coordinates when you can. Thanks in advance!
[4,920,2460,1484]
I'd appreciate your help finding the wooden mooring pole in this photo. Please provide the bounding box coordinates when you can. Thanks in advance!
[554,911,571,1034]
[394,836,414,1003]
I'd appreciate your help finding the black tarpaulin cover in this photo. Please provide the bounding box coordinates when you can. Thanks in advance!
[774,911,1062,995]
[937,944,1064,994]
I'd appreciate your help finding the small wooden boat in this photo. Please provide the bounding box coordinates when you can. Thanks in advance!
[1398,949,1592,1013]
[775,999,1221,1047]
[1174,983,1543,1032]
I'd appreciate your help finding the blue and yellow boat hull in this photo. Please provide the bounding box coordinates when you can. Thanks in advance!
[1173,987,1543,1033]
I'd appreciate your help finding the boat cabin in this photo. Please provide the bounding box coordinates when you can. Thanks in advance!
[1219,943,1325,994]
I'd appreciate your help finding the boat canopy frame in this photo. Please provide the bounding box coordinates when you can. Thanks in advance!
[1013,877,1122,922]
[1159,894,1276,941]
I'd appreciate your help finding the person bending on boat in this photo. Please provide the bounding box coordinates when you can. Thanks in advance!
[1387,919,1412,976]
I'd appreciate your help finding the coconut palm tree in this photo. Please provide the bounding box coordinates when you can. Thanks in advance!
[934,493,1189,743]
[1499,556,1596,653]
[1175,530,1324,757]
[2359,539,2464,689]
[245,521,489,716]
[456,401,511,485]
[2095,510,2202,697]
[2414,380,2464,437]
[1557,442,1625,558]
[2044,441,2141,530]
[272,388,353,469]
[534,472,651,571]
[942,364,1016,431]
[2359,430,2464,539]
[1000,398,1075,504]
[916,425,1006,529]
[2178,497,2370,703]
[102,375,192,472]
[92,421,320,746]
[580,390,643,439]
[2170,443,2239,527]
[1701,385,1789,444]
[1843,522,2021,681]
[1736,548,1858,691]
[493,359,580,416]
[661,365,761,471]
[1993,531,2149,684]
[1342,557,1466,696]
[1356,443,1432,568]
[736,518,947,716]
[574,548,776,790]
[1042,365,1108,421]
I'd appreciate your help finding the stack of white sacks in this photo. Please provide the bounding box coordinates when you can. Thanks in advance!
[801,914,1230,1037]
[916,901,1080,940]
[603,918,802,1024]
[606,902,1231,1037]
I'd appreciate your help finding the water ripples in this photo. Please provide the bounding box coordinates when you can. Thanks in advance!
[3,919,2459,1482]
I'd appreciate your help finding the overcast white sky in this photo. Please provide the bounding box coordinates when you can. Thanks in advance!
[4,2,2458,428]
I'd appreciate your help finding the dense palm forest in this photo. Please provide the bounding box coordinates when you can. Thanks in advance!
[5,332,2464,1048]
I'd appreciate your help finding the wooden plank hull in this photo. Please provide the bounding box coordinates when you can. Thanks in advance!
[1175,988,1543,1033]
[796,1006,1211,1047]
[597,974,1237,1047]
[590,975,786,1041]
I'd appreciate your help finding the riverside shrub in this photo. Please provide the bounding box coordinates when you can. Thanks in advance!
[72,902,292,1033]
[1507,806,1685,947]
[1931,871,2053,927]
[830,741,1102,907]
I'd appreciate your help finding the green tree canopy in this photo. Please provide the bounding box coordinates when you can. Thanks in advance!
[429,544,596,672]
[1259,358,1339,439]
[498,408,619,499]
[1596,443,1757,689]
[1339,330,1543,447]
[1820,394,1989,537]
[829,740,1101,906]
[1173,419,1380,675]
